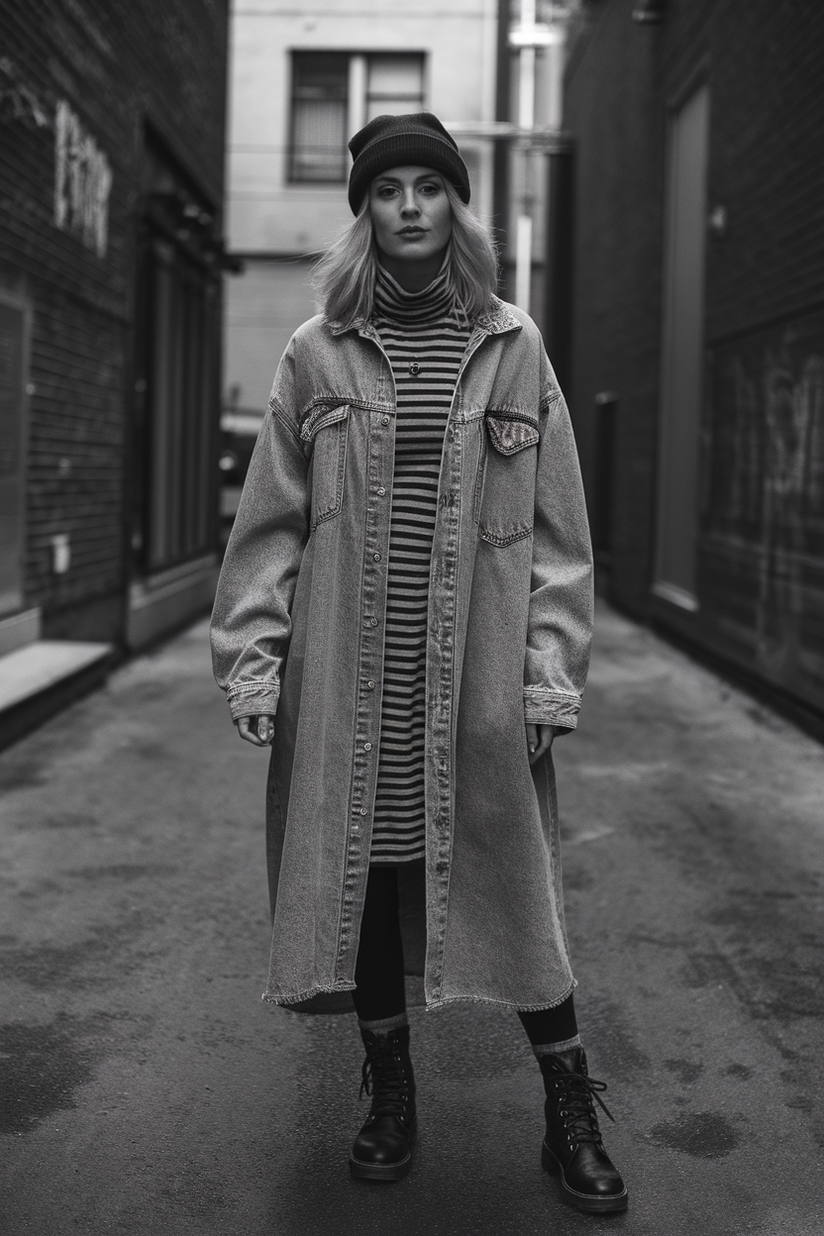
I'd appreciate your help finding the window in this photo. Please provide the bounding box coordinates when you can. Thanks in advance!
[364,54,426,122]
[289,53,349,183]
[289,52,425,184]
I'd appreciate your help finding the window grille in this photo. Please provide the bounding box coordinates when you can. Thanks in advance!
[289,53,349,182]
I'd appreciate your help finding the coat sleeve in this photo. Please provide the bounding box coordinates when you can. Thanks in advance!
[523,366,594,730]
[210,347,309,722]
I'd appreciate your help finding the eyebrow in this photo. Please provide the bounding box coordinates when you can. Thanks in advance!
[373,173,444,187]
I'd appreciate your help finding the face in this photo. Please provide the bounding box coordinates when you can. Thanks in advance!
[368,166,453,268]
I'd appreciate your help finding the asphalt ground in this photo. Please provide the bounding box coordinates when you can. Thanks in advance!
[1,603,823,1235]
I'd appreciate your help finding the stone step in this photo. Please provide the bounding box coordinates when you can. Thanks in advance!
[0,640,115,750]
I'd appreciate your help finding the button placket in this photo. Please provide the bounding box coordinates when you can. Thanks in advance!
[336,397,395,979]
[336,338,398,981]
[424,418,464,1001]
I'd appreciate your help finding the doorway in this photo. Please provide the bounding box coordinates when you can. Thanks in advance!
[0,292,30,619]
[653,82,710,612]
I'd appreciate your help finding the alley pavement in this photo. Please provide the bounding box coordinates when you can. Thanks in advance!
[1,603,823,1235]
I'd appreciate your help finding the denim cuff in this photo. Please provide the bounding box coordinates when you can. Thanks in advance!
[226,681,280,722]
[523,688,580,728]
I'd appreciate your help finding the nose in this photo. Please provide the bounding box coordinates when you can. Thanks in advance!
[400,187,420,217]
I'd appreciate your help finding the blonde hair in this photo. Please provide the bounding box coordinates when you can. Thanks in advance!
[312,180,499,328]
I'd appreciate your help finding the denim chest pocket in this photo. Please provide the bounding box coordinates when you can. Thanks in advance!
[474,412,540,546]
[300,403,350,530]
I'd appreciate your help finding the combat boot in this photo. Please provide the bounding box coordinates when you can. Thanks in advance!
[539,1046,628,1213]
[349,1024,416,1180]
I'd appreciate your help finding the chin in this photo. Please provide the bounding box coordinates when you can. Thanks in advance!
[396,244,437,260]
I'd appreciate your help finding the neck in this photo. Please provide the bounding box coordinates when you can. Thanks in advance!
[377,247,448,293]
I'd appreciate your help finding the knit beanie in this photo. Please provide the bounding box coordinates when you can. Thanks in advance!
[348,112,470,215]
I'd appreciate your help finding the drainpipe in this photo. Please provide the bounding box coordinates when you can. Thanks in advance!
[509,2,565,314]
[493,0,512,287]
[513,0,536,312]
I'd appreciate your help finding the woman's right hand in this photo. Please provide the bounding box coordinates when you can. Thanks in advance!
[236,715,275,746]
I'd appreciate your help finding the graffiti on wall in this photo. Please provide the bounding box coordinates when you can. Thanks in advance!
[54,100,112,258]
[702,311,824,703]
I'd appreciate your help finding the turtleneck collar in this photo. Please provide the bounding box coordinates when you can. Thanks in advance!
[373,259,455,323]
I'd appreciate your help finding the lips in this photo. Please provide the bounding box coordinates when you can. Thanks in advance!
[398,227,426,235]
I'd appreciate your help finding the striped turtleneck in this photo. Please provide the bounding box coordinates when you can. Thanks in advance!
[369,264,472,864]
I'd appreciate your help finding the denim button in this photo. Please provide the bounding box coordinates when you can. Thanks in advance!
[367,680,375,689]
[377,486,386,496]
[364,742,372,751]
[369,617,378,627]
[373,553,381,561]
[359,807,367,816]
[381,416,390,426]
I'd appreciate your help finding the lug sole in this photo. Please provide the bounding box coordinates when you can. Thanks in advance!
[542,1142,628,1214]
[349,1150,412,1181]
[350,1120,416,1182]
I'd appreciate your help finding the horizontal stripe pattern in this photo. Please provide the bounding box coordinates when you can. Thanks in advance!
[370,265,471,864]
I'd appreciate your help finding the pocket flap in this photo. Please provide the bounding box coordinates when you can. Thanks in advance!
[300,402,349,443]
[485,413,540,455]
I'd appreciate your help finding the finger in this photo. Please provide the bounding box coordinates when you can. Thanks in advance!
[237,717,265,746]
[237,717,257,744]
[526,723,539,755]
[256,715,274,745]
[528,726,554,766]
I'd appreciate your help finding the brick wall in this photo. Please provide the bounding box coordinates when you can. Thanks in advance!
[0,0,228,641]
[704,1,824,342]
[563,0,824,719]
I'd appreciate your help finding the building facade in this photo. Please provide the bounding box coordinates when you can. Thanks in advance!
[224,0,503,417]
[563,0,824,728]
[0,0,229,743]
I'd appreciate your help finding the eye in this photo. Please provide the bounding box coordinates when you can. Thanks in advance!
[419,182,441,196]
[376,184,398,199]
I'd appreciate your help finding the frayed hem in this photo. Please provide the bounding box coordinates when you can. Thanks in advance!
[422,980,577,1014]
[261,982,356,1006]
[261,979,577,1012]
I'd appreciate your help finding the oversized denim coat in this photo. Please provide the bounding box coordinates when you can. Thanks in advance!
[210,297,594,1012]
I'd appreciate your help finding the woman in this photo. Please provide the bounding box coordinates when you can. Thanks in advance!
[211,112,627,1214]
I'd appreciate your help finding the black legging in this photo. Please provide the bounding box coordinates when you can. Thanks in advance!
[353,865,579,1045]
[353,865,407,1022]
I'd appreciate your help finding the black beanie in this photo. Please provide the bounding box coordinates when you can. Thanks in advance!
[348,112,470,215]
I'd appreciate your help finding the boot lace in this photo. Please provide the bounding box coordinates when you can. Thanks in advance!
[359,1039,410,1119]
[549,1064,615,1146]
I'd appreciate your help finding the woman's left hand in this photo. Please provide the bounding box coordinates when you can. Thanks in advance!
[526,724,557,765]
